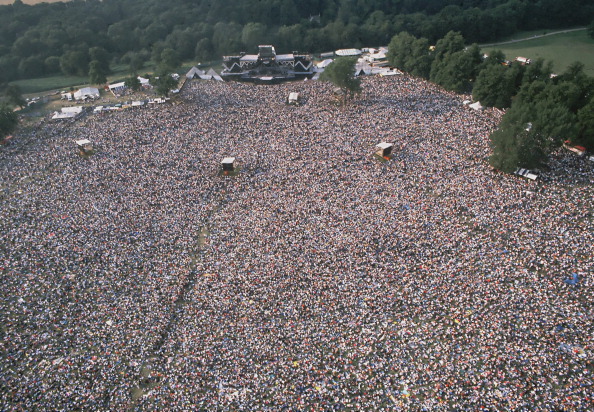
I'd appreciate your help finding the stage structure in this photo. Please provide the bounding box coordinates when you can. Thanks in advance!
[221,45,314,83]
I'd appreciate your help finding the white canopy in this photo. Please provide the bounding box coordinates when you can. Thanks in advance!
[74,87,99,100]
[109,82,126,91]
[75,139,92,146]
[52,112,77,120]
[469,101,483,111]
[316,59,334,69]
[376,142,393,150]
[207,68,223,82]
[335,48,362,56]
[62,106,84,114]
[186,67,205,79]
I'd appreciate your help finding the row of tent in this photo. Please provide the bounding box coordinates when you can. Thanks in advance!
[186,67,223,81]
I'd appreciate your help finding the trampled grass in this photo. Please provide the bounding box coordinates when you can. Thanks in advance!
[482,30,594,76]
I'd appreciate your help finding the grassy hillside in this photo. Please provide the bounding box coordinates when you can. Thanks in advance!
[483,30,594,76]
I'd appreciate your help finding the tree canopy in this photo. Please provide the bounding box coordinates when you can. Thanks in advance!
[0,0,593,83]
[489,62,594,171]
[0,103,18,141]
[153,72,178,97]
[320,57,361,105]
[2,84,26,109]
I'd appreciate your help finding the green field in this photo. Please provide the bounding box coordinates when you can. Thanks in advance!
[10,62,156,96]
[10,75,90,95]
[482,29,594,76]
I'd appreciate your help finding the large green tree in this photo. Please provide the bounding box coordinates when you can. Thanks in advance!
[157,48,180,73]
[124,75,141,91]
[576,98,594,150]
[490,80,578,171]
[473,63,517,109]
[429,31,483,93]
[154,72,178,97]
[241,22,268,50]
[387,32,432,79]
[0,104,18,141]
[320,57,361,105]
[59,50,89,77]
[88,60,107,85]
[89,47,111,74]
[2,84,26,109]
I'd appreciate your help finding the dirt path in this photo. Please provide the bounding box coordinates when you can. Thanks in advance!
[480,27,586,48]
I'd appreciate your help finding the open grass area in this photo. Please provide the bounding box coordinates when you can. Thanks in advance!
[487,26,586,43]
[11,63,153,96]
[482,30,594,76]
[10,75,90,95]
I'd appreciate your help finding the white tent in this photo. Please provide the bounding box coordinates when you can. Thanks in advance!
[138,76,150,87]
[207,68,223,82]
[335,48,362,56]
[75,139,92,147]
[52,106,84,120]
[52,112,78,120]
[108,82,126,95]
[62,106,84,114]
[186,67,206,79]
[377,68,401,76]
[469,101,483,111]
[74,87,99,100]
[316,59,334,69]
[368,49,387,61]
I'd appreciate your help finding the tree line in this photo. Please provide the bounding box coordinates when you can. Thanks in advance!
[1,0,593,85]
[387,30,594,171]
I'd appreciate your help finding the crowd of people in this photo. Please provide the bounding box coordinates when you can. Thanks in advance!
[0,75,592,411]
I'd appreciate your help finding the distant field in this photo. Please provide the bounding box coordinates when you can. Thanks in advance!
[11,75,89,95]
[0,0,68,4]
[482,30,594,76]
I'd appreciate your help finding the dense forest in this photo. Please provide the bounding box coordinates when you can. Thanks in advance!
[386,29,594,164]
[1,0,594,84]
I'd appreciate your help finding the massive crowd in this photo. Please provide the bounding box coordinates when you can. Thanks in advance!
[0,75,592,411]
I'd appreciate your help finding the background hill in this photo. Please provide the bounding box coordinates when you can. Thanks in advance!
[1,0,593,86]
